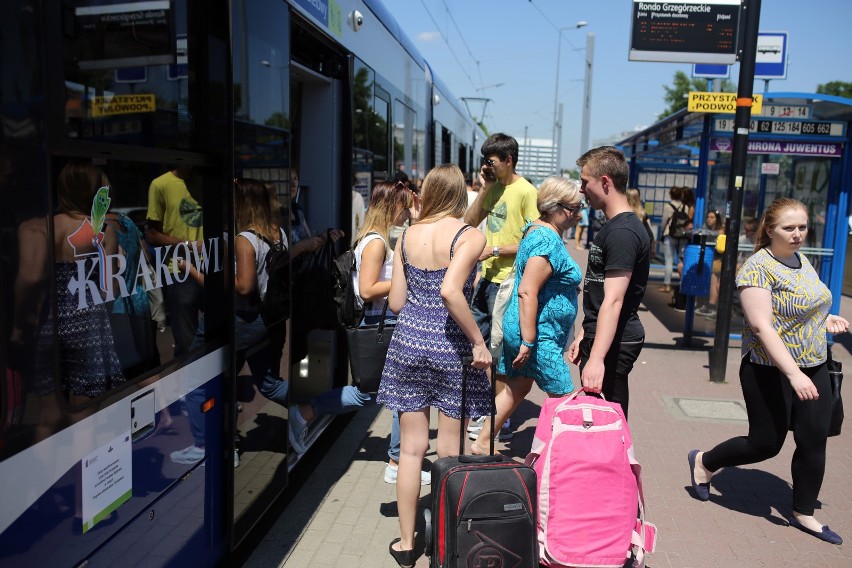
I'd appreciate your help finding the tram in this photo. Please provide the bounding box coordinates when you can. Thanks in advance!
[0,0,477,565]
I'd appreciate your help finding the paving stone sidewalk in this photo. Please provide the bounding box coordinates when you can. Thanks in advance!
[246,250,852,568]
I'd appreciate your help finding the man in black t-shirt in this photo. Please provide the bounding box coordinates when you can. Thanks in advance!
[568,147,650,419]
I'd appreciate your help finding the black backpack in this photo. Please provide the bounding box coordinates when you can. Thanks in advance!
[332,248,363,328]
[332,232,381,328]
[669,204,691,239]
[250,229,290,327]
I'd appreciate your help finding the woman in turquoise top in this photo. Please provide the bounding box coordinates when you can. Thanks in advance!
[471,177,584,455]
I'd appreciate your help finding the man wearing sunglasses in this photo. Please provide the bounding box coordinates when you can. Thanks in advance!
[567,146,650,420]
[464,133,540,438]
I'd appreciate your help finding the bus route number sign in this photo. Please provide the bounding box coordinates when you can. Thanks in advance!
[714,118,846,137]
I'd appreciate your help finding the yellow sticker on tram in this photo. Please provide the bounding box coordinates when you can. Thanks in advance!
[91,94,156,117]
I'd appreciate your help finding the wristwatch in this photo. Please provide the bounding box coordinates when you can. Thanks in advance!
[492,246,499,258]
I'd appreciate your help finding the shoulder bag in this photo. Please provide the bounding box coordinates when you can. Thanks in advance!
[345,300,394,394]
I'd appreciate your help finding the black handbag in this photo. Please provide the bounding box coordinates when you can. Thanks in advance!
[828,357,843,437]
[345,301,394,394]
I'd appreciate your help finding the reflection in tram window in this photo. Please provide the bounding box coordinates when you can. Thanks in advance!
[145,166,204,358]
[37,163,126,406]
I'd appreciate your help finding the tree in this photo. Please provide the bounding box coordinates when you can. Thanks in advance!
[658,71,736,120]
[816,81,852,99]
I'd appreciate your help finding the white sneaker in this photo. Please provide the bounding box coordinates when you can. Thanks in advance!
[466,416,485,433]
[170,445,204,464]
[384,463,430,485]
[468,418,513,441]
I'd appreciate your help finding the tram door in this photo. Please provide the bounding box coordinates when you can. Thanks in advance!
[286,22,350,416]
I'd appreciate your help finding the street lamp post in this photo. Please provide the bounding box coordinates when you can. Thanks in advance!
[580,32,595,155]
[552,21,588,175]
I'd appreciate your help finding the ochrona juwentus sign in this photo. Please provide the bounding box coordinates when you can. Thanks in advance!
[629,0,742,64]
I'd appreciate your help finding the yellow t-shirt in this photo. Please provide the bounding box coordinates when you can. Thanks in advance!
[146,171,204,242]
[480,177,539,283]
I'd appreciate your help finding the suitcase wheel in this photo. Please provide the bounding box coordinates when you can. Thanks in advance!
[423,508,432,556]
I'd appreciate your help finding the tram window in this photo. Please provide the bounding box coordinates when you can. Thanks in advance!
[16,158,227,411]
[371,96,389,179]
[393,100,416,180]
[60,0,232,150]
[353,60,375,152]
[232,0,290,127]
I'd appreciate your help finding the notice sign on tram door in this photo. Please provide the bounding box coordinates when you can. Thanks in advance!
[81,431,132,533]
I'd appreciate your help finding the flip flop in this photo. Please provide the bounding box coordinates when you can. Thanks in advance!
[470,441,491,456]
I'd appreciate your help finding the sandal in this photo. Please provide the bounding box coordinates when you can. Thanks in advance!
[470,441,491,456]
[388,538,417,568]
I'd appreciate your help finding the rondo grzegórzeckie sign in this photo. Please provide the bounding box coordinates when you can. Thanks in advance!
[629,0,742,64]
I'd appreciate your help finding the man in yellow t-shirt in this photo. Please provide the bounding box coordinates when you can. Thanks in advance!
[146,166,204,356]
[466,133,539,336]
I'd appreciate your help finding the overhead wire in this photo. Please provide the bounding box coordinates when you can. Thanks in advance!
[418,0,477,90]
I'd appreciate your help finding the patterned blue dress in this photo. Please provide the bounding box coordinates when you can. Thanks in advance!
[498,223,582,395]
[377,226,491,420]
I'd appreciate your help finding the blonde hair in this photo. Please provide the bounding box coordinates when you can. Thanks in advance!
[626,188,645,217]
[537,177,580,219]
[417,164,467,222]
[355,181,412,248]
[235,178,277,242]
[754,197,807,252]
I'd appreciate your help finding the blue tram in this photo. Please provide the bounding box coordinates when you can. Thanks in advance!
[0,0,477,565]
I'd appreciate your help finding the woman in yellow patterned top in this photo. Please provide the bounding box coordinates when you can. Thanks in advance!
[687,198,849,545]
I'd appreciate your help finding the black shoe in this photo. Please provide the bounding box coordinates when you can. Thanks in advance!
[389,538,417,568]
[788,516,843,545]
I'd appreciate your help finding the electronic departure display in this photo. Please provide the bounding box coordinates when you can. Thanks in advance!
[629,0,742,64]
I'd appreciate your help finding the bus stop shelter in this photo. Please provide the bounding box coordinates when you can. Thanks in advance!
[616,92,852,340]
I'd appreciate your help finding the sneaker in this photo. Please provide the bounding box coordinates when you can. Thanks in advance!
[468,419,513,441]
[288,406,308,454]
[466,416,486,433]
[384,463,430,485]
[702,309,717,320]
[234,449,240,468]
[170,445,204,465]
[695,305,713,316]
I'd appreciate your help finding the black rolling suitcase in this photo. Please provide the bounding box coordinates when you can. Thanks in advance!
[425,358,538,568]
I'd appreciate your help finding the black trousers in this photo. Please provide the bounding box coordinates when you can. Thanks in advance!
[702,357,832,516]
[578,336,644,420]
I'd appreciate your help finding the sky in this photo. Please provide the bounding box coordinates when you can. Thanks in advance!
[385,0,852,172]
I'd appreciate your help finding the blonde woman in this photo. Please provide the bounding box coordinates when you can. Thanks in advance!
[377,164,491,567]
[471,177,584,455]
[689,198,849,545]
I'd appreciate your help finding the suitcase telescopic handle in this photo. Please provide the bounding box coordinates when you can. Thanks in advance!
[458,356,496,456]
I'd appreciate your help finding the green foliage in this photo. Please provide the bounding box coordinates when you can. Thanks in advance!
[264,112,289,129]
[816,81,852,99]
[658,71,736,120]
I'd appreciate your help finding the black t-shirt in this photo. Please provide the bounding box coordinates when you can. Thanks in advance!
[582,211,650,342]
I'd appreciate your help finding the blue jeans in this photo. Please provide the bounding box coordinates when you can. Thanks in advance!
[663,236,680,286]
[186,313,287,446]
[235,313,288,405]
[470,277,499,344]
[305,387,400,461]
[165,278,202,356]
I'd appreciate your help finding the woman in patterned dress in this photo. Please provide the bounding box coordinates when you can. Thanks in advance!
[471,177,584,455]
[377,164,491,567]
[688,198,849,545]
[36,163,125,404]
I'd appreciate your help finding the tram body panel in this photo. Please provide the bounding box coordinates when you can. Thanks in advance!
[0,0,476,565]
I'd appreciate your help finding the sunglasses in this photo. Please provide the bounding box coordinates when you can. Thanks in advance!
[558,202,584,214]
[482,158,498,167]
